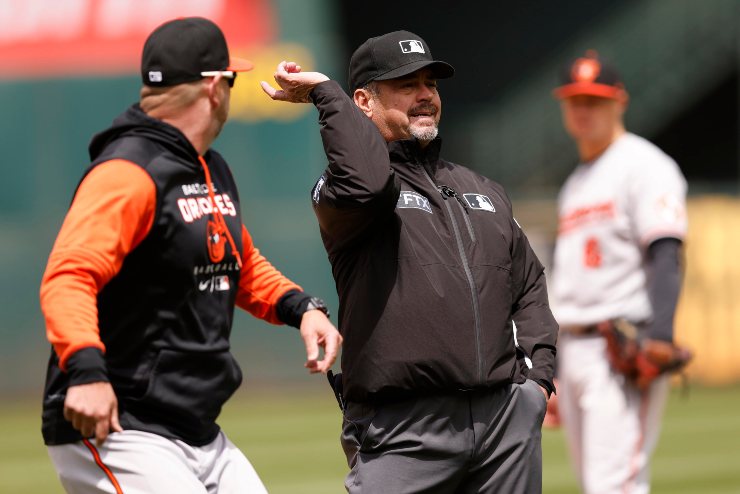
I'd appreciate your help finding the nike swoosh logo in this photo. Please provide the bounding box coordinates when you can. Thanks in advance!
[198,280,211,291]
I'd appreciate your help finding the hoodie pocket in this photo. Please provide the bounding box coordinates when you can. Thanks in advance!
[128,348,242,428]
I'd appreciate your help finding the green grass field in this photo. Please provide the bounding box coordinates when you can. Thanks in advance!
[2,383,738,493]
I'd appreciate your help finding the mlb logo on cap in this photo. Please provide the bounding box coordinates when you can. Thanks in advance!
[348,30,454,92]
[571,57,600,83]
[399,40,425,54]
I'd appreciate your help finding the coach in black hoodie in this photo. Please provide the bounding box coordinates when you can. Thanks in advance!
[263,30,557,493]
[41,17,341,494]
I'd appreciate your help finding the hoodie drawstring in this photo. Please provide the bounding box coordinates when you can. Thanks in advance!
[198,156,243,269]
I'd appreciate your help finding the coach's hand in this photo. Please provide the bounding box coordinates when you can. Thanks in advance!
[260,61,329,103]
[63,381,122,446]
[300,310,342,374]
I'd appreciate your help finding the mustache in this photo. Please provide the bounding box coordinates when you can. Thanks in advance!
[408,104,438,116]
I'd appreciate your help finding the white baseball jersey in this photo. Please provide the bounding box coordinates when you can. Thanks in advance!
[551,132,687,326]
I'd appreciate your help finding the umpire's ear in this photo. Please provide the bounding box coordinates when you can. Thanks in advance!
[353,87,374,117]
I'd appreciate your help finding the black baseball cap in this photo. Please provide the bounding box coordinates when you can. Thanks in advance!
[553,50,625,99]
[348,30,455,93]
[141,17,253,87]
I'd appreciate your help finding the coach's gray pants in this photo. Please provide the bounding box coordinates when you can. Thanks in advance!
[341,379,547,494]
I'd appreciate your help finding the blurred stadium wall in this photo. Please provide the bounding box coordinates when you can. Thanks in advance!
[2,0,739,395]
[0,0,343,394]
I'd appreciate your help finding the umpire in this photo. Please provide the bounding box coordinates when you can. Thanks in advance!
[263,30,558,493]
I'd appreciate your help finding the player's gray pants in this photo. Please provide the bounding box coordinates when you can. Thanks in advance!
[340,379,547,494]
[47,430,268,494]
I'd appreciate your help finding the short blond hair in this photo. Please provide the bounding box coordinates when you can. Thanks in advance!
[139,80,204,117]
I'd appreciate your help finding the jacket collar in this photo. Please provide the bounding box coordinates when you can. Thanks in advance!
[388,137,442,166]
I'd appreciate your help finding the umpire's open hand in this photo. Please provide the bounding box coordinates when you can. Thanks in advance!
[64,381,123,446]
[260,61,329,103]
[299,310,342,374]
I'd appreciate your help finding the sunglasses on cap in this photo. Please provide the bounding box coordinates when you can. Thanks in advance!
[200,70,237,88]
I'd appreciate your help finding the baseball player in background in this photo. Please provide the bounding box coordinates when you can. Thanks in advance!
[548,50,688,494]
[40,17,341,493]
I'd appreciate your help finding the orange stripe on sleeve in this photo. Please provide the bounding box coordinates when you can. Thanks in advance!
[236,224,301,324]
[40,160,156,370]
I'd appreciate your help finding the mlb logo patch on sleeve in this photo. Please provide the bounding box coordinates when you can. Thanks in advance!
[463,193,496,212]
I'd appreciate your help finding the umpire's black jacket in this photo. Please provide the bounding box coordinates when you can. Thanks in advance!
[309,81,558,404]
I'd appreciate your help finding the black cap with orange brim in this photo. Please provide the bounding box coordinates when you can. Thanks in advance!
[141,17,253,87]
[553,50,625,100]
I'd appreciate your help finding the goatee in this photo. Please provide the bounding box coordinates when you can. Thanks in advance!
[410,125,438,143]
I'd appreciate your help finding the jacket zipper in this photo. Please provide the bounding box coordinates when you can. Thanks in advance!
[439,185,476,243]
[422,170,484,383]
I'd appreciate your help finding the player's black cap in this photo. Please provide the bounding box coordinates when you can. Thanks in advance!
[348,30,455,93]
[141,17,253,87]
[553,50,625,99]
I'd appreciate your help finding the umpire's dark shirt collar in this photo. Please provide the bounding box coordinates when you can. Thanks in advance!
[389,137,442,166]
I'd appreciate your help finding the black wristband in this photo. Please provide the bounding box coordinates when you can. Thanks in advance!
[65,347,109,386]
[276,289,330,328]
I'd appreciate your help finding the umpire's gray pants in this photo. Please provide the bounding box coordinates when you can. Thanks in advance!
[341,379,547,494]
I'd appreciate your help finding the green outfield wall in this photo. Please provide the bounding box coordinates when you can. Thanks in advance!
[0,0,342,393]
